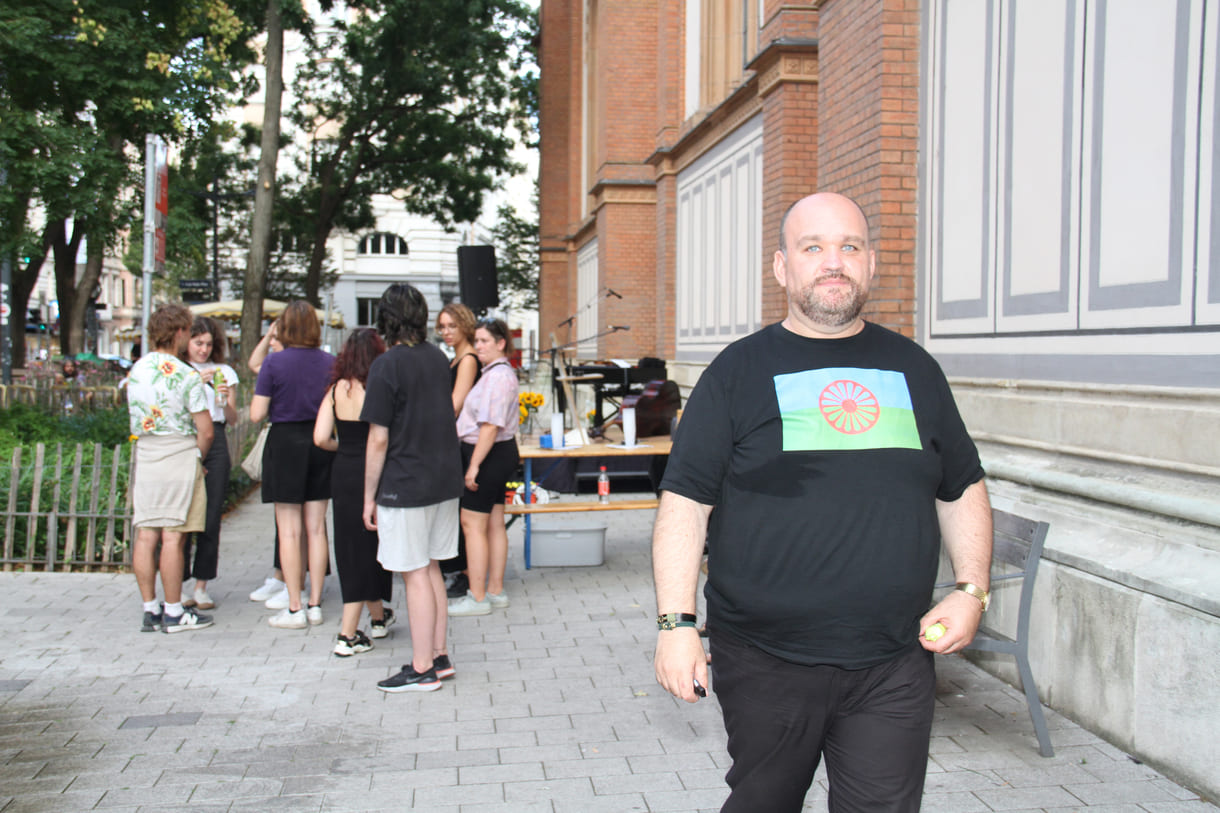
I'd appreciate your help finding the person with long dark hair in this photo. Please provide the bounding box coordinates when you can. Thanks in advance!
[313,328,395,656]
[362,284,464,692]
[448,317,520,617]
[181,316,238,610]
[250,301,336,629]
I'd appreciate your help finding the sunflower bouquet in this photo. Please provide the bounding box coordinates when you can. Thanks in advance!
[518,391,544,428]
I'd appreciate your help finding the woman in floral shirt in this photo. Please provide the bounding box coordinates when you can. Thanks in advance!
[126,304,215,634]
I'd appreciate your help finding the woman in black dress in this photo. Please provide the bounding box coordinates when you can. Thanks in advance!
[436,303,481,595]
[313,328,395,655]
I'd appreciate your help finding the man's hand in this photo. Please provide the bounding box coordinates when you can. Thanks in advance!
[918,589,985,653]
[654,627,709,703]
[363,500,378,531]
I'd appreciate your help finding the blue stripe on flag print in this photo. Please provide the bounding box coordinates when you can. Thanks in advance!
[773,367,922,451]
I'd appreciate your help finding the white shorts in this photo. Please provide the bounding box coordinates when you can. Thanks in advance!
[375,499,459,573]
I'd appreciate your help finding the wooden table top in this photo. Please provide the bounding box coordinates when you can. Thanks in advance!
[518,436,672,459]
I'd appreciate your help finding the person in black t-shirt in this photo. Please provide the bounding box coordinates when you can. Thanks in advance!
[653,192,994,812]
[361,284,465,693]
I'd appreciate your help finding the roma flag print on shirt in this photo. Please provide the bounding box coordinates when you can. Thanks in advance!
[774,367,923,452]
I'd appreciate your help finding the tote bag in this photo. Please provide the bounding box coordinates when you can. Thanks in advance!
[241,425,269,480]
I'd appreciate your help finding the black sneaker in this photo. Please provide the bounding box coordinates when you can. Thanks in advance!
[333,630,374,657]
[433,654,455,679]
[140,609,162,632]
[162,608,213,633]
[377,665,441,693]
[369,607,395,639]
[446,572,469,599]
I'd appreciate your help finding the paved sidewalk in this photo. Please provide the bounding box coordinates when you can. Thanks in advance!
[0,493,1215,812]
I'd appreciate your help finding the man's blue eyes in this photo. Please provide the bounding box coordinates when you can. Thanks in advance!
[803,245,858,252]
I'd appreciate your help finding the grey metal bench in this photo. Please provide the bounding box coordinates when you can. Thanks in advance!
[938,508,1054,757]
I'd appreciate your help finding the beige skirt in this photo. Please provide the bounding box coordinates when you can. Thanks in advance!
[132,434,207,531]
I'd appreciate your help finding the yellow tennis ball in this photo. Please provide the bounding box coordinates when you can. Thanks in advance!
[924,623,947,642]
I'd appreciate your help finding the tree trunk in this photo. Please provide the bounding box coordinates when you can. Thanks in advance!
[240,0,284,365]
[50,219,84,358]
[66,236,104,356]
[7,252,45,371]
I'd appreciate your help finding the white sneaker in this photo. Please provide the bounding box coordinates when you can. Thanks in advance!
[250,577,285,602]
[448,591,492,617]
[306,605,323,626]
[268,608,307,629]
[191,589,215,610]
[486,591,510,609]
[264,587,290,610]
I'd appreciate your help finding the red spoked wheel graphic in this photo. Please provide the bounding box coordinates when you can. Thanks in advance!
[819,380,880,434]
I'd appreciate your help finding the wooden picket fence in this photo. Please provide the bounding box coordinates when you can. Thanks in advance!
[1,441,135,571]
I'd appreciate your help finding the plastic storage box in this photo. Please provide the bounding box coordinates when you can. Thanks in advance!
[529,519,607,567]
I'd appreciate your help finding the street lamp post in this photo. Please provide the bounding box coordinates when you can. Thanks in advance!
[189,176,255,301]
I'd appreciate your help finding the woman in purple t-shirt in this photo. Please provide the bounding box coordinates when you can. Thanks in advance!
[250,301,336,630]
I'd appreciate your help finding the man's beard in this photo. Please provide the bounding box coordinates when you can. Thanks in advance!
[791,274,869,327]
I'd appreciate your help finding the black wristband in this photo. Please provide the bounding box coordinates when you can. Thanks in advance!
[657,612,698,630]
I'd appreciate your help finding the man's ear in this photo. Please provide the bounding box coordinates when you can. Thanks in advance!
[772,249,789,290]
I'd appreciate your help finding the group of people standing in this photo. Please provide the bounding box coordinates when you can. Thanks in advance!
[125,284,522,694]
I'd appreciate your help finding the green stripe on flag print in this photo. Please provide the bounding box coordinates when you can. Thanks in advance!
[773,367,923,451]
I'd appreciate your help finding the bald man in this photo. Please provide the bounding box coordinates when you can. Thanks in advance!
[653,193,993,812]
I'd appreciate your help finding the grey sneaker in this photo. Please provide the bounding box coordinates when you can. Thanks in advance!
[140,608,163,632]
[376,665,441,693]
[448,591,491,617]
[162,608,213,633]
[486,590,510,609]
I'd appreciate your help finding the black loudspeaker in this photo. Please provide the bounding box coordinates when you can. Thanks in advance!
[457,245,499,313]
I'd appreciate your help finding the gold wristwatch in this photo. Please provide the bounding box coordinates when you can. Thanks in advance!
[955,582,990,612]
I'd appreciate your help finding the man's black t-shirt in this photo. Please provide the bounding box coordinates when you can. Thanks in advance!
[660,322,984,669]
[361,342,464,508]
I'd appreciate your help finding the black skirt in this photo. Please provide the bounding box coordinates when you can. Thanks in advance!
[261,421,335,504]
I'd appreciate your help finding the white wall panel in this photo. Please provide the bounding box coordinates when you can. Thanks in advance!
[675,114,763,360]
[576,238,599,356]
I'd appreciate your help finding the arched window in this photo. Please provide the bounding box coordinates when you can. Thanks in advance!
[358,232,409,256]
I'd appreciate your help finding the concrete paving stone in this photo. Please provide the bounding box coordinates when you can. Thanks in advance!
[990,762,1102,787]
[95,782,195,808]
[1141,795,1220,805]
[416,718,496,739]
[920,791,994,812]
[502,776,595,802]
[412,779,506,808]
[921,768,1006,794]
[367,734,458,757]
[456,731,539,752]
[65,767,165,790]
[534,724,617,747]
[494,714,573,735]
[320,794,457,813]
[460,761,547,785]
[135,804,232,813]
[972,785,1087,809]
[578,738,665,759]
[0,757,45,780]
[366,766,458,791]
[552,792,648,812]
[188,776,284,802]
[629,752,719,775]
[497,744,585,767]
[677,767,731,790]
[1040,806,1148,813]
[119,711,204,729]
[1065,779,1183,805]
[932,749,1044,772]
[243,758,349,779]
[1080,757,1178,783]
[0,775,75,797]
[226,794,325,811]
[410,747,499,771]
[457,802,554,813]
[643,787,731,811]
[590,769,684,795]
[1151,779,1213,801]
[280,773,374,795]
[543,756,631,780]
